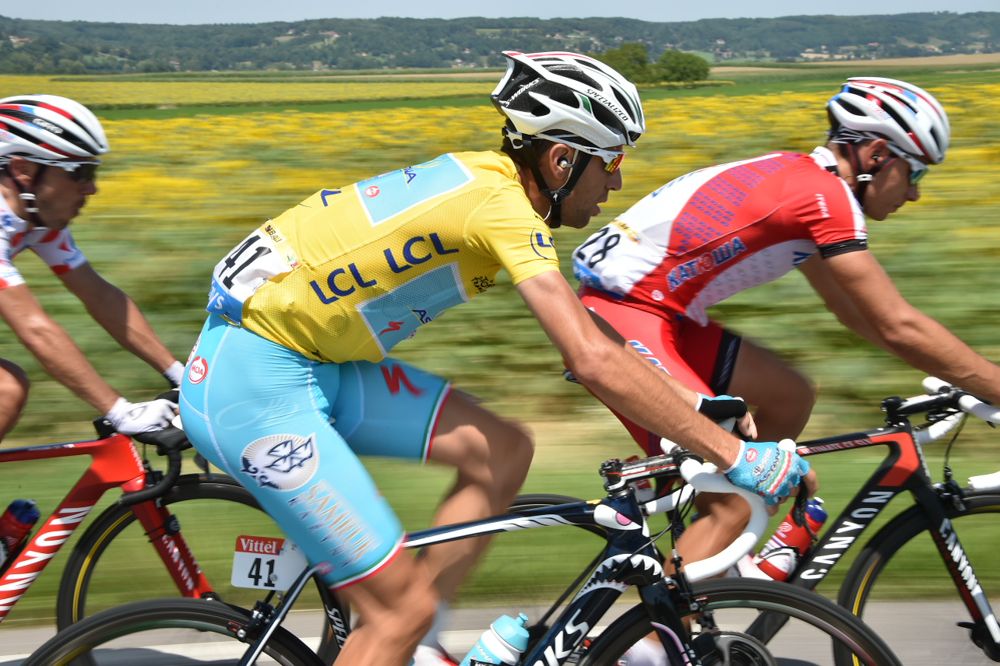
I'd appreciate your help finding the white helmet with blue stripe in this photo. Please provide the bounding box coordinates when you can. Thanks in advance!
[0,94,109,165]
[827,77,949,165]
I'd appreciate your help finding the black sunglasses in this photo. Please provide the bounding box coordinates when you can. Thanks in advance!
[61,162,100,183]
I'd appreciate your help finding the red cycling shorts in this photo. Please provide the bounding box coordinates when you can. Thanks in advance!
[579,288,741,456]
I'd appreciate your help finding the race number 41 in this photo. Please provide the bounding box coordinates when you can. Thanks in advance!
[231,535,307,591]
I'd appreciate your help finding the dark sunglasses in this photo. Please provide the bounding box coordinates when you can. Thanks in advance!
[25,158,101,183]
[60,162,100,183]
[886,147,927,186]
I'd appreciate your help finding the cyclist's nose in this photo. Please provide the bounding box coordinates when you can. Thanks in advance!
[608,167,623,191]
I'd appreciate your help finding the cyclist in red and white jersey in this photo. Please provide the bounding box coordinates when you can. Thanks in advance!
[574,77,1000,567]
[0,95,182,439]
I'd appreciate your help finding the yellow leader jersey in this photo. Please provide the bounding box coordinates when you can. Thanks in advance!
[205,151,559,363]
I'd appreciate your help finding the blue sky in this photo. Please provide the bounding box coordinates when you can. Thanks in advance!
[3,0,997,24]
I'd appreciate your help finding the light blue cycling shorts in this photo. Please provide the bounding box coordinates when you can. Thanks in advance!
[179,314,451,589]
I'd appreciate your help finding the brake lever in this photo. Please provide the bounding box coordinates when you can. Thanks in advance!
[791,479,810,528]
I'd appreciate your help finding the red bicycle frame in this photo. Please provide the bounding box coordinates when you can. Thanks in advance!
[0,434,212,620]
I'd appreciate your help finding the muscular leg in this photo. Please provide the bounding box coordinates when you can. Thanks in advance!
[726,337,816,441]
[675,338,815,564]
[0,359,29,440]
[336,553,438,665]
[423,391,534,601]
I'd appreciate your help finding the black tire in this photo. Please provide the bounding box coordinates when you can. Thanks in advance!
[55,473,345,662]
[580,578,901,666]
[27,597,323,666]
[835,489,1000,664]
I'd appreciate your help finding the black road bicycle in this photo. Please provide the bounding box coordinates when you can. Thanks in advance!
[516,377,1000,665]
[752,377,1000,665]
[25,447,900,665]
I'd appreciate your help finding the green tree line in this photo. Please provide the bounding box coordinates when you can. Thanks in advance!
[595,43,710,83]
[0,12,996,74]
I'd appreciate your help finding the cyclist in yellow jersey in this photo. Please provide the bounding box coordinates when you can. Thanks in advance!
[179,51,813,666]
[224,149,561,364]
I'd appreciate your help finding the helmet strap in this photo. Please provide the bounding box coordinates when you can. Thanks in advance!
[18,192,39,215]
[3,162,47,225]
[843,143,885,213]
[517,136,592,228]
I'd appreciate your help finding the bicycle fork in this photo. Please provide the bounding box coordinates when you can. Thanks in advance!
[129,498,214,599]
[925,500,1000,660]
[521,485,700,666]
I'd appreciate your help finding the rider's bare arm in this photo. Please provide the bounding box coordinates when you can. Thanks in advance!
[806,249,1000,404]
[0,282,120,413]
[800,254,886,346]
[517,270,740,469]
[60,264,178,375]
[585,308,627,345]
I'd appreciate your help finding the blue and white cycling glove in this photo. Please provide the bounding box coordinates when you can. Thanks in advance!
[724,439,810,506]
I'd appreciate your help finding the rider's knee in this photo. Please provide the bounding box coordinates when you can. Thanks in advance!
[0,361,30,436]
[506,421,534,469]
[494,420,534,494]
[462,417,534,477]
[760,368,816,433]
[782,369,817,411]
[0,360,30,403]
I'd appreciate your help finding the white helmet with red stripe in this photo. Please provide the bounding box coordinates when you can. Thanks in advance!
[827,77,949,165]
[0,94,109,164]
[491,50,645,152]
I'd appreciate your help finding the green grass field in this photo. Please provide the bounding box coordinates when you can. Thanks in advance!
[1,58,998,623]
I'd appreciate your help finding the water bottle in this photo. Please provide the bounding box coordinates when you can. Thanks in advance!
[755,497,827,581]
[0,499,41,573]
[459,612,529,666]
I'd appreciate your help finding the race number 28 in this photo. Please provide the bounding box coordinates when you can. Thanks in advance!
[575,226,621,268]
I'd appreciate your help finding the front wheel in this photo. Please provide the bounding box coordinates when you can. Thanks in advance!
[836,490,1000,664]
[26,598,323,666]
[55,473,345,662]
[580,578,901,666]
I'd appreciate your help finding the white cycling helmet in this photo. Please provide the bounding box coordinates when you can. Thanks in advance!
[0,94,109,165]
[491,50,645,152]
[827,77,949,165]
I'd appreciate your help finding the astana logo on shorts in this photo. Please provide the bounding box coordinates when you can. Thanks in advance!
[240,433,318,491]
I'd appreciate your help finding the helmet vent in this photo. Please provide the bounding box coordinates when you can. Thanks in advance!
[613,89,640,125]
[548,87,582,112]
[549,65,600,90]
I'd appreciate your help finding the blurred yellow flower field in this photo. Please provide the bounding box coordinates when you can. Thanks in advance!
[87,81,1000,230]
